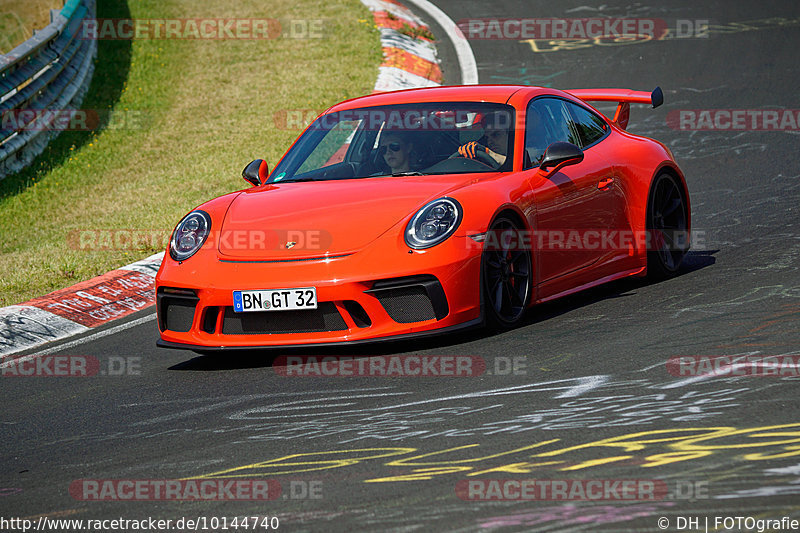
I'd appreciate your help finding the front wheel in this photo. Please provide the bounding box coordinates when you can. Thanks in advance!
[481,216,532,329]
[646,172,689,279]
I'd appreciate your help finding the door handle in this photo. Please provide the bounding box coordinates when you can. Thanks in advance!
[597,177,614,190]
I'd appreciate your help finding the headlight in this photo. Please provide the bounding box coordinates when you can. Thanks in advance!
[169,210,211,261]
[405,197,462,249]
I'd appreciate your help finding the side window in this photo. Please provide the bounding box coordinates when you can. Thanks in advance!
[525,98,580,168]
[565,102,608,148]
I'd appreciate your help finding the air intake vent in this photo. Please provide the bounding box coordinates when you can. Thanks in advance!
[202,306,220,334]
[157,288,198,332]
[375,286,437,323]
[221,302,347,334]
[366,275,448,323]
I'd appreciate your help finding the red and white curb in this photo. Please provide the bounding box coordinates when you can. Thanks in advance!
[0,253,162,357]
[361,0,443,91]
[0,0,463,358]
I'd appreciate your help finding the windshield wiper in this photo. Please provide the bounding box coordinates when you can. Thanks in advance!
[279,176,318,183]
[391,171,424,176]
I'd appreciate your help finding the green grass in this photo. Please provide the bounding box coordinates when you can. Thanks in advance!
[0,0,62,53]
[0,0,382,306]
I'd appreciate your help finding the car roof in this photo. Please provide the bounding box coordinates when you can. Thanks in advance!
[326,85,552,112]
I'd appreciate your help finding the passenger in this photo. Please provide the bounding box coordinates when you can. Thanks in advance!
[379,132,415,174]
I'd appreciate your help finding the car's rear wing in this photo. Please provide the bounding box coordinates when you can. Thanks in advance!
[566,87,663,130]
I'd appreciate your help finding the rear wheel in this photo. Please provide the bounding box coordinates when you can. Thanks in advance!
[646,172,689,279]
[481,216,532,329]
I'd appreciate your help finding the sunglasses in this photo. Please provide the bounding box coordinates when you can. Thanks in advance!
[378,142,403,155]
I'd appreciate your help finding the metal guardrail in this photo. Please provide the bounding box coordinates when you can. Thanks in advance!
[0,0,97,178]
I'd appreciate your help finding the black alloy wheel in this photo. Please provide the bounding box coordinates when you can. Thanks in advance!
[482,216,533,328]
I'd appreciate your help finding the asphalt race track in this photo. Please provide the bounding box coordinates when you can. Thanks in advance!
[3,1,800,531]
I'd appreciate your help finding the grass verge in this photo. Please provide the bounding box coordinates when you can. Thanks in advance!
[0,0,382,306]
[0,0,62,53]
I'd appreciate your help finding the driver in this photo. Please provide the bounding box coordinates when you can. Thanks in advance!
[457,111,510,167]
[379,131,415,174]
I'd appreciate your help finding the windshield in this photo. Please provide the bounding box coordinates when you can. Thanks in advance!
[269,102,515,183]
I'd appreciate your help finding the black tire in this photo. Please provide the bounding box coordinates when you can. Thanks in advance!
[481,216,533,329]
[646,172,690,279]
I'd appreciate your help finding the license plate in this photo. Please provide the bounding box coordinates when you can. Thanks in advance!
[232,287,317,312]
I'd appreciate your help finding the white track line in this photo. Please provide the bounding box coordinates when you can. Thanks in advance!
[402,0,479,84]
[4,313,157,365]
[36,313,156,355]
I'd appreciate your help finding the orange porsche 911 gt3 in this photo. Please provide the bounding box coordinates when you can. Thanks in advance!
[155,85,690,351]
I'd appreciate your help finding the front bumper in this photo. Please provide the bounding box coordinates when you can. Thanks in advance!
[155,235,483,349]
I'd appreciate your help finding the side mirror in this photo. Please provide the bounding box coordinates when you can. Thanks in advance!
[538,142,584,176]
[242,159,268,187]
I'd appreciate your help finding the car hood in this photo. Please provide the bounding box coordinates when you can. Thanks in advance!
[217,175,487,260]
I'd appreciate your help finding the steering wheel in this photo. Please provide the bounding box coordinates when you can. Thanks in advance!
[448,148,501,169]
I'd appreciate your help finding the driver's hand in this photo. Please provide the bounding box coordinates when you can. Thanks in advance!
[457,141,487,159]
